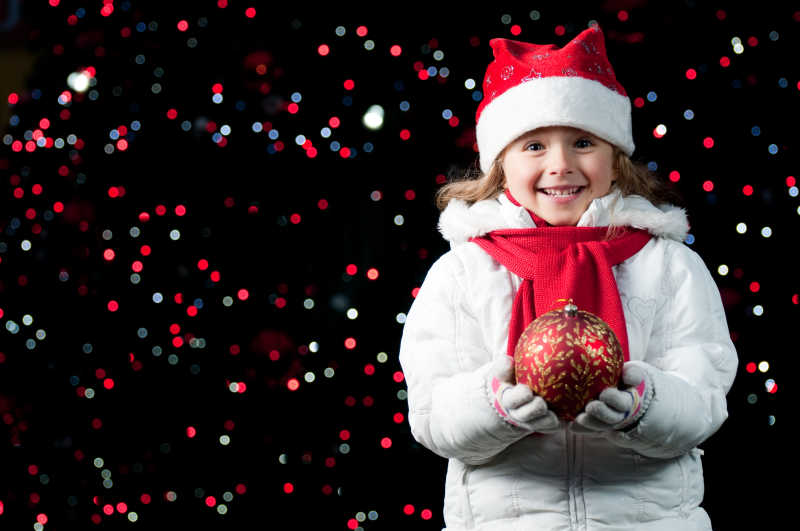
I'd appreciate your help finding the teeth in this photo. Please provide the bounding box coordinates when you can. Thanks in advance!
[542,187,581,196]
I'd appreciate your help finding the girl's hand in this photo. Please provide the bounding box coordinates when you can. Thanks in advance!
[570,362,652,434]
[487,356,561,433]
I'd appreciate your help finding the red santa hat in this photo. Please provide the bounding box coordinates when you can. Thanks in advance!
[476,25,634,173]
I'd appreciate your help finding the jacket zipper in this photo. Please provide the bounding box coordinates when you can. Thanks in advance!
[462,463,475,528]
[566,429,587,530]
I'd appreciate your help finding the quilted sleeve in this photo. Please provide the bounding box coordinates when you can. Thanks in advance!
[399,251,532,466]
[606,242,738,458]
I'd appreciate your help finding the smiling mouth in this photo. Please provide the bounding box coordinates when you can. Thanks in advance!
[538,186,586,197]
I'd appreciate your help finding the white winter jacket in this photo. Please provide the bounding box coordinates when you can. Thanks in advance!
[399,188,738,530]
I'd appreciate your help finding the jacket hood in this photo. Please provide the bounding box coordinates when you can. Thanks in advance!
[438,188,689,245]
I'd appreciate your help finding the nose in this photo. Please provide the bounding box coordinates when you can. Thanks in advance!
[547,144,574,176]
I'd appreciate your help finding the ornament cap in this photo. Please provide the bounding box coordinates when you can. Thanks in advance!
[560,299,578,317]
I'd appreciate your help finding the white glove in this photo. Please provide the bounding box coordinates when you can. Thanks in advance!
[570,361,653,434]
[487,356,561,433]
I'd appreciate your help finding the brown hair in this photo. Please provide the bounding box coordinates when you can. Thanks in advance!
[435,147,684,212]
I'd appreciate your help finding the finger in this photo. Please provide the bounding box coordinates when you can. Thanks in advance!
[509,395,547,422]
[568,420,608,436]
[528,411,561,433]
[622,363,646,387]
[500,384,534,410]
[574,411,614,432]
[598,387,633,412]
[585,400,626,425]
[569,420,598,434]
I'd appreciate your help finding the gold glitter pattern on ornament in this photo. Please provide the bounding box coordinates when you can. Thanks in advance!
[514,308,624,420]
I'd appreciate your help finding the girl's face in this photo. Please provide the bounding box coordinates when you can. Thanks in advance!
[501,126,616,226]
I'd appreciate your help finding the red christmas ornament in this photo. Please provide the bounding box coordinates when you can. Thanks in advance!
[514,301,624,420]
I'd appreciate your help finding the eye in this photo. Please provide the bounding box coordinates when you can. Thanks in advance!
[575,138,594,148]
[525,142,544,151]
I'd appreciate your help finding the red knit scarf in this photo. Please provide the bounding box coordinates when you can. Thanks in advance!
[470,191,652,362]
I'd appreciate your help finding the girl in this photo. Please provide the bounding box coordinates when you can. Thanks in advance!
[399,25,737,530]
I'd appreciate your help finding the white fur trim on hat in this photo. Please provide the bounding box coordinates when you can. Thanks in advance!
[477,76,634,173]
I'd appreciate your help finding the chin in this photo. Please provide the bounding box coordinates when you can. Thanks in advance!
[534,208,580,226]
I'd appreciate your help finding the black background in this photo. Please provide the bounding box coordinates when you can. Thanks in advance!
[0,1,794,528]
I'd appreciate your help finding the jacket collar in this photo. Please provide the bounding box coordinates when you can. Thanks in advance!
[438,187,689,246]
